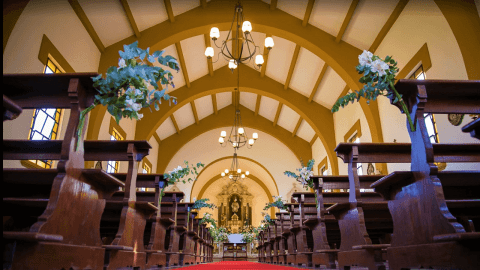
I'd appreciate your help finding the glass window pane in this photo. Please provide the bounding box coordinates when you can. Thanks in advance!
[425,116,436,139]
[44,66,54,74]
[31,131,43,140]
[416,73,425,80]
[42,118,55,138]
[33,111,47,132]
[45,108,57,117]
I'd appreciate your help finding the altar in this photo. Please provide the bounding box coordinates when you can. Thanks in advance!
[222,243,248,261]
[217,182,253,233]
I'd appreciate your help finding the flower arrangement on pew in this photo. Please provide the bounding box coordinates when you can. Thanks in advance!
[188,198,217,226]
[331,50,416,132]
[210,226,229,243]
[263,195,287,211]
[284,159,318,208]
[260,212,275,228]
[76,41,180,148]
[158,161,205,206]
[200,212,217,229]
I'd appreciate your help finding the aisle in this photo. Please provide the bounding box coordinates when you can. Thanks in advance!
[178,261,304,269]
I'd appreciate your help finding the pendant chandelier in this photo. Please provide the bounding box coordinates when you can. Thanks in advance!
[221,151,249,181]
[204,1,274,71]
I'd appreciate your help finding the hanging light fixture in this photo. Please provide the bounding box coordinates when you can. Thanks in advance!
[204,1,274,71]
[221,151,250,181]
[219,108,258,149]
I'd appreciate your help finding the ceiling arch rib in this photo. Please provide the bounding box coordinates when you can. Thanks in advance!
[154,104,312,175]
[136,65,338,174]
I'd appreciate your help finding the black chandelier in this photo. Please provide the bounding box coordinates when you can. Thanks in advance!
[220,150,249,181]
[204,1,274,71]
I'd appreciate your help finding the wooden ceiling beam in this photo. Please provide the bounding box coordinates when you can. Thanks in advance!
[120,0,141,39]
[260,34,272,78]
[310,134,318,146]
[175,42,190,88]
[335,0,359,43]
[190,101,199,125]
[67,0,105,52]
[270,0,277,10]
[170,114,180,134]
[302,0,316,27]
[153,132,161,145]
[284,44,301,90]
[164,0,175,23]
[273,103,283,127]
[369,0,409,53]
[212,94,218,115]
[308,64,329,102]
[204,34,214,76]
[292,118,303,137]
[200,0,207,9]
[254,95,262,116]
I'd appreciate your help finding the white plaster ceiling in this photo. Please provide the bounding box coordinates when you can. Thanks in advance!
[216,92,232,111]
[194,95,214,121]
[157,117,176,140]
[308,0,352,37]
[289,47,326,98]
[296,119,316,142]
[258,96,280,122]
[153,44,186,92]
[313,66,347,109]
[126,0,168,32]
[180,34,209,83]
[239,92,257,112]
[171,0,199,17]
[277,105,300,133]
[265,35,296,85]
[277,0,310,21]
[172,103,195,130]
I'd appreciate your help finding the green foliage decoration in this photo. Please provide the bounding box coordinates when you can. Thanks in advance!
[263,196,287,211]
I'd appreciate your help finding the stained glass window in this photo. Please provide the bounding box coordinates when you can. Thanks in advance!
[106,128,123,173]
[27,59,63,168]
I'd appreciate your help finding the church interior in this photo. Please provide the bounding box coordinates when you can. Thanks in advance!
[3,0,480,269]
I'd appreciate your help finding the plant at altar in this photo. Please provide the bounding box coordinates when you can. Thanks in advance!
[158,161,205,206]
[240,226,259,243]
[263,195,287,211]
[200,213,217,229]
[210,226,229,242]
[331,50,416,132]
[76,41,180,147]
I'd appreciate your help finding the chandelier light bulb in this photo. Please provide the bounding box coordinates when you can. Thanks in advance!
[246,171,250,175]
[238,127,244,134]
[221,131,227,137]
[265,37,274,50]
[255,55,264,67]
[229,175,233,179]
[229,59,238,70]
[225,169,229,174]
[248,139,254,145]
[233,142,238,147]
[242,21,252,33]
[221,172,225,177]
[237,169,241,173]
[210,27,220,40]
[219,137,224,143]
[205,47,214,58]
[241,174,246,179]
[253,132,258,139]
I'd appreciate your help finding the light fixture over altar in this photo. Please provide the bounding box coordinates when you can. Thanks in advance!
[221,151,249,181]
[219,109,258,149]
[204,1,274,71]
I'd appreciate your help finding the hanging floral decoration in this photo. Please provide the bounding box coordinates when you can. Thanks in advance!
[263,195,287,211]
[158,161,205,206]
[200,213,217,229]
[331,50,415,131]
[192,198,217,210]
[76,41,180,147]
[284,159,319,208]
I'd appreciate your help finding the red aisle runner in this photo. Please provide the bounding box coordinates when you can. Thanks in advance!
[179,261,304,269]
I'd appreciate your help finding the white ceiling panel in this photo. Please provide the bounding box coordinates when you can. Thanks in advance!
[173,103,195,130]
[343,0,400,49]
[154,44,185,92]
[262,0,271,4]
[216,92,232,111]
[313,67,346,109]
[277,0,309,21]
[265,36,296,85]
[180,35,209,83]
[289,47,326,98]
[296,120,315,142]
[126,0,168,32]
[171,0,199,16]
[308,0,352,37]
[157,117,176,140]
[240,92,257,112]
[77,0,134,47]
[277,105,300,132]
[194,95,214,121]
[258,96,280,122]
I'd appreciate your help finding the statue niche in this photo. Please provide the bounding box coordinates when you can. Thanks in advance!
[217,181,253,232]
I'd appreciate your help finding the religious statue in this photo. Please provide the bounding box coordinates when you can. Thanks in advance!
[221,213,227,226]
[232,198,240,213]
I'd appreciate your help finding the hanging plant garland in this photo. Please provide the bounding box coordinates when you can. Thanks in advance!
[76,41,180,148]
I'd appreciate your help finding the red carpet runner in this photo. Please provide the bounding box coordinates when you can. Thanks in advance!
[179,261,304,269]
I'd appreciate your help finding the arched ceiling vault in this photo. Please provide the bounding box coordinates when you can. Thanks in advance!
[154,104,312,174]
[86,0,385,161]
[136,65,339,174]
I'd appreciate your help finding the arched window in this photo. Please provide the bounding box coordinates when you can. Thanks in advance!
[106,127,123,173]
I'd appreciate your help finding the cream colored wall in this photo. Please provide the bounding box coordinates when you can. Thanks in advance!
[375,0,478,173]
[147,137,159,173]
[333,101,373,175]
[3,0,100,73]
[311,138,331,175]
[196,177,270,228]
[166,127,300,202]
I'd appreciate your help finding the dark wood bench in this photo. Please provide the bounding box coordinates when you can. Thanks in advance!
[2,73,126,270]
[370,79,480,270]
[3,94,22,121]
[284,202,304,266]
[274,212,290,265]
[175,202,197,266]
[257,230,265,262]
[462,117,480,140]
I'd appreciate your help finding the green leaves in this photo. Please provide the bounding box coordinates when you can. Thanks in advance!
[192,198,217,210]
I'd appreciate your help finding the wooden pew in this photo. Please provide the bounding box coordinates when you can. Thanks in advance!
[84,140,154,270]
[257,230,265,262]
[3,94,22,121]
[271,217,281,264]
[264,222,275,263]
[370,79,480,270]
[284,202,302,266]
[274,212,290,265]
[2,73,125,270]
[176,202,196,266]
[462,117,480,140]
